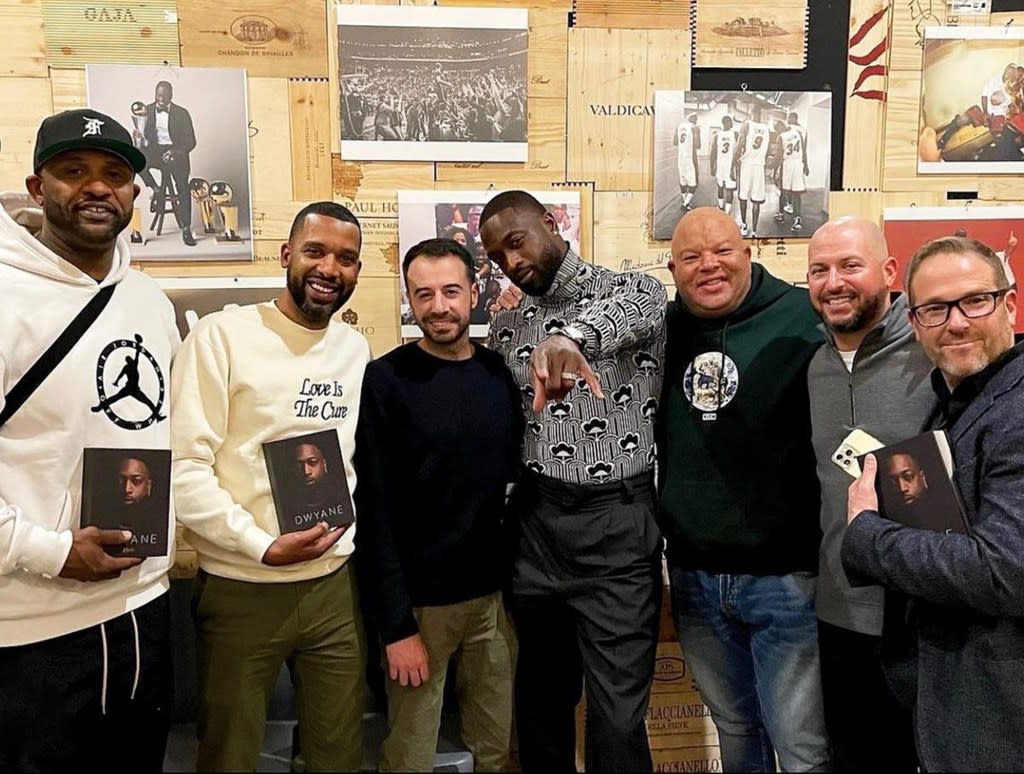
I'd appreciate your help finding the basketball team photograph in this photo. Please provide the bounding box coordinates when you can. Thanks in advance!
[652,89,832,240]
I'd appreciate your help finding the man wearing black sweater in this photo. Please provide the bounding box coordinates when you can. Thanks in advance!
[353,238,521,772]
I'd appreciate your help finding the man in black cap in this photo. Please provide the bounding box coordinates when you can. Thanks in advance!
[0,108,179,772]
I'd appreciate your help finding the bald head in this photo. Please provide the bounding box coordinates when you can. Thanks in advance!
[807,217,898,349]
[669,207,753,319]
[809,217,889,263]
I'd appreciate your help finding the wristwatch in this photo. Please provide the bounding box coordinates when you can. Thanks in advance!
[557,324,587,350]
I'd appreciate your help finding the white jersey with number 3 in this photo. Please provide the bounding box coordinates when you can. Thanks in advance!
[715,129,738,185]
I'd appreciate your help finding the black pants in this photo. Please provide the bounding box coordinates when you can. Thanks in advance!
[509,472,662,774]
[818,619,918,774]
[0,594,172,774]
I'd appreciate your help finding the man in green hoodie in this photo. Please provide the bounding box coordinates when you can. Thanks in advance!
[657,207,828,772]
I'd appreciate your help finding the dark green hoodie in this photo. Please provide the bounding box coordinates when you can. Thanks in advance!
[656,263,824,574]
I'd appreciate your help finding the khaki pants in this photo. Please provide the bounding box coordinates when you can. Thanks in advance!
[194,564,366,772]
[380,592,514,772]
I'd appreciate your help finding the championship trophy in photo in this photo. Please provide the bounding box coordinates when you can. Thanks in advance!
[210,180,242,242]
[189,177,218,235]
[129,99,148,244]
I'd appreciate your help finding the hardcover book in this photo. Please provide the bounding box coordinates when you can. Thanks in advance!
[858,430,969,534]
[81,448,172,557]
[263,429,354,534]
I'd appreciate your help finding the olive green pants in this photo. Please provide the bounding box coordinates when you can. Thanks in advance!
[194,563,366,772]
[380,592,515,772]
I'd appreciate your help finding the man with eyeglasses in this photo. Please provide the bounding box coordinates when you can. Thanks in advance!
[843,235,1024,772]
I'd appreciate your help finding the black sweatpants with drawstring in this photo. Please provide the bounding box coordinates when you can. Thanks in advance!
[0,593,171,773]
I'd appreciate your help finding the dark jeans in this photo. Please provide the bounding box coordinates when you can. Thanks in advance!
[509,472,662,774]
[818,619,918,774]
[670,568,829,772]
[0,593,172,773]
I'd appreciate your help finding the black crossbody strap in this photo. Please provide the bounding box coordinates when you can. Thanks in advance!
[0,284,116,430]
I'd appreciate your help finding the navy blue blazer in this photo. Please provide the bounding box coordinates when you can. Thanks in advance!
[842,343,1024,772]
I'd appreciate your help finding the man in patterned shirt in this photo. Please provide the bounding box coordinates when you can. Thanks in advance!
[480,190,666,774]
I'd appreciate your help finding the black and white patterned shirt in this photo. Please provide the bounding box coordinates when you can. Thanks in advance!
[489,249,666,484]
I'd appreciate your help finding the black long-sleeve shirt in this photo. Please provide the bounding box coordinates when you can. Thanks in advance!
[352,342,522,645]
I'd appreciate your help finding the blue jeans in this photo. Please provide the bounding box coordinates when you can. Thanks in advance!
[670,568,829,772]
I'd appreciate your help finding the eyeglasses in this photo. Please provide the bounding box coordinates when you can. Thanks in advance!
[910,285,1016,327]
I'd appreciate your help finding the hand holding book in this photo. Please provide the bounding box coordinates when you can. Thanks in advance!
[261,521,349,567]
[848,430,969,534]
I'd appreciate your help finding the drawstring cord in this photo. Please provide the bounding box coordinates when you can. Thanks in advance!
[99,611,142,714]
[99,623,109,716]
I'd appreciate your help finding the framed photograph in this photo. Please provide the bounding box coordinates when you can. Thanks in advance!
[883,205,1024,332]
[155,276,283,340]
[693,1,809,70]
[86,65,254,262]
[337,5,528,162]
[652,89,832,240]
[918,26,1024,173]
[397,189,582,339]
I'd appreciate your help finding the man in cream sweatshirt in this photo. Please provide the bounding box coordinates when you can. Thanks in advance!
[171,201,370,772]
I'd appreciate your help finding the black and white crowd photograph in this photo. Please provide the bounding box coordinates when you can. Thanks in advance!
[337,5,528,162]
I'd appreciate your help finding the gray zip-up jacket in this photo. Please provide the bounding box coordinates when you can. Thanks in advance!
[808,293,934,635]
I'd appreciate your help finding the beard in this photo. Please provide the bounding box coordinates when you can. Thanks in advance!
[515,242,564,296]
[418,312,471,345]
[819,289,886,335]
[43,196,130,247]
[286,269,354,325]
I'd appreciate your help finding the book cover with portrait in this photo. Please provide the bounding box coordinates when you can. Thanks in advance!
[81,447,172,557]
[263,429,354,534]
[858,430,969,534]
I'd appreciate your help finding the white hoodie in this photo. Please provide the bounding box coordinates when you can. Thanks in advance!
[0,194,180,646]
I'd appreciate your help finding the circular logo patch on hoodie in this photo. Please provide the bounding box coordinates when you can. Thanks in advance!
[683,352,738,412]
[90,334,166,429]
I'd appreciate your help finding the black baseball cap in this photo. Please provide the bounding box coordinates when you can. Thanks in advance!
[33,108,146,174]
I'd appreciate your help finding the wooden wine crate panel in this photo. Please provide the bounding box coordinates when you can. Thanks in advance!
[573,0,690,30]
[135,240,283,276]
[830,190,944,224]
[842,0,891,189]
[345,275,401,356]
[440,0,570,8]
[331,157,435,208]
[246,77,294,202]
[289,78,333,201]
[591,191,673,288]
[178,0,329,77]
[41,0,181,67]
[566,27,690,191]
[50,67,86,111]
[978,178,1024,201]
[0,77,53,190]
[434,97,566,186]
[0,0,47,77]
[882,69,980,193]
[526,8,568,100]
[888,0,942,72]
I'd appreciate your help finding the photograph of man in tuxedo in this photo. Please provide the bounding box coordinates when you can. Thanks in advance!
[139,80,197,247]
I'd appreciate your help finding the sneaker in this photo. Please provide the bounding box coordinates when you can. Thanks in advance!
[783,203,794,214]
[182,228,197,247]
[774,212,785,223]
[791,218,803,233]
[130,230,143,244]
[740,224,749,237]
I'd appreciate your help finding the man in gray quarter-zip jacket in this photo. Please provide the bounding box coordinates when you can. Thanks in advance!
[806,218,934,774]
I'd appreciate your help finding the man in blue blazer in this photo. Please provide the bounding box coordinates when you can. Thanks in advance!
[843,234,1024,772]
